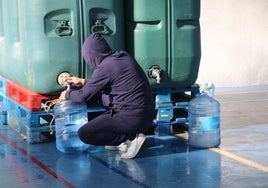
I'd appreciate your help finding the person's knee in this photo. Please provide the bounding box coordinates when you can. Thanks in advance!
[78,126,91,144]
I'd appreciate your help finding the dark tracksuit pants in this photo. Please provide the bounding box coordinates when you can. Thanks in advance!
[78,106,154,146]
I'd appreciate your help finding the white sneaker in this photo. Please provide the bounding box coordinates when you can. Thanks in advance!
[105,142,128,152]
[121,133,146,159]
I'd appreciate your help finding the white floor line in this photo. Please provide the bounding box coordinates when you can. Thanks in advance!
[175,133,268,173]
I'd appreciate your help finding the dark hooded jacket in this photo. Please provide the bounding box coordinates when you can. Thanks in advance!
[65,33,155,115]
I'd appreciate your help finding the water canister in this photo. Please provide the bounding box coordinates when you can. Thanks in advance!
[54,100,89,153]
[188,92,220,148]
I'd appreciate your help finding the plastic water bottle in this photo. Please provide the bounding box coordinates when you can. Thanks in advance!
[188,92,220,148]
[54,100,89,153]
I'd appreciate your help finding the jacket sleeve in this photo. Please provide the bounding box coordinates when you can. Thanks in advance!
[65,68,110,102]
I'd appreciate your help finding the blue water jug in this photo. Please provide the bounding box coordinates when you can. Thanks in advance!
[188,92,220,148]
[54,100,89,153]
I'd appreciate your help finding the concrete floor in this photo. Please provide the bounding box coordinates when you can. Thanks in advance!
[0,89,268,188]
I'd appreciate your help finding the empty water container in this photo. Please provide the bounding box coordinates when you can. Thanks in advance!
[54,100,89,153]
[188,92,220,148]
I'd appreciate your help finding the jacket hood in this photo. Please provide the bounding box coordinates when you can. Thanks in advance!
[82,32,113,69]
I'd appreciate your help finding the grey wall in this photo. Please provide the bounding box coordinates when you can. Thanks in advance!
[197,0,268,89]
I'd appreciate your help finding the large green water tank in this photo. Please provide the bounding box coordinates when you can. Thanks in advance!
[82,0,125,79]
[125,0,201,89]
[0,0,124,94]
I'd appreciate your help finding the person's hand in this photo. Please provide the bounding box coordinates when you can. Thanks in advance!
[65,77,85,87]
[59,90,67,101]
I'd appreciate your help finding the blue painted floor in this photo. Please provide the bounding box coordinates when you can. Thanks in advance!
[1,90,268,188]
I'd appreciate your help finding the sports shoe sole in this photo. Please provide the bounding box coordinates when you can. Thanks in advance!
[105,143,128,152]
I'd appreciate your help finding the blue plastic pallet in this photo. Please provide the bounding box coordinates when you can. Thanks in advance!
[152,85,200,135]
[0,90,106,143]
[3,95,52,127]
[0,93,54,143]
[0,95,7,125]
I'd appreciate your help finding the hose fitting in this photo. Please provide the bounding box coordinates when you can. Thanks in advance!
[148,65,162,84]
[57,72,71,86]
